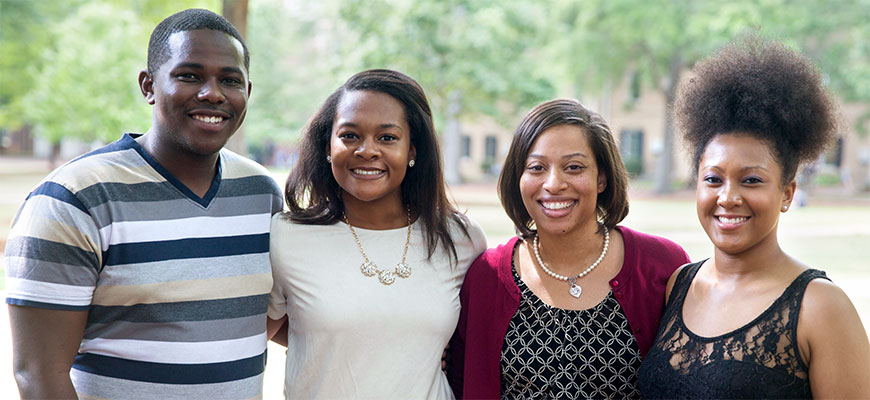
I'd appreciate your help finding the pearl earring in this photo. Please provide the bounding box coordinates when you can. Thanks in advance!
[408,159,415,167]
[326,155,331,163]
[781,204,789,212]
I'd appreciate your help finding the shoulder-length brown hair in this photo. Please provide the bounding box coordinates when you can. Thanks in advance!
[498,99,629,238]
[284,69,469,262]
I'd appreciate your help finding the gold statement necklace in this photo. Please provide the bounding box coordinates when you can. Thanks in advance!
[344,208,412,285]
[532,225,609,298]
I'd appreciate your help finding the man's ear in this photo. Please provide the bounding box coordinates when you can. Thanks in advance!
[139,70,156,105]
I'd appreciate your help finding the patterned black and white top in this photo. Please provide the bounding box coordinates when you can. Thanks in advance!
[500,254,642,399]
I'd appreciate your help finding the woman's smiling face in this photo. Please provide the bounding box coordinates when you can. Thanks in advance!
[696,133,795,256]
[519,124,605,237]
[329,90,415,210]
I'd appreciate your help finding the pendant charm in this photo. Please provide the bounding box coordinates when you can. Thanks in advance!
[395,263,412,278]
[361,261,377,277]
[378,270,396,285]
[569,283,582,298]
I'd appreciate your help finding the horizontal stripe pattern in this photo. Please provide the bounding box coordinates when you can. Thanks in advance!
[5,236,98,271]
[91,273,272,306]
[87,294,269,324]
[28,181,89,213]
[100,213,271,246]
[72,352,266,384]
[83,314,266,342]
[96,253,270,286]
[80,332,267,364]
[102,233,269,266]
[5,133,283,396]
[4,256,98,286]
[6,276,94,307]
[89,193,277,225]
[72,369,264,400]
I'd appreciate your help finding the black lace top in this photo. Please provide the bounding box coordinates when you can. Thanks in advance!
[500,253,642,399]
[637,260,827,399]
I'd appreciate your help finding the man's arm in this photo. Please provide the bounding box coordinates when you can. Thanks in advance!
[9,305,88,399]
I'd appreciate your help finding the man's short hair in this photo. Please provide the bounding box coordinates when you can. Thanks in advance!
[147,8,250,74]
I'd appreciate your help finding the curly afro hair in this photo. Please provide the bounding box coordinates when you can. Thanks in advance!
[675,35,838,184]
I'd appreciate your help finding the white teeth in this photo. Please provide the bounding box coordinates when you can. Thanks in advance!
[718,216,748,224]
[353,169,382,176]
[193,115,224,124]
[542,201,574,210]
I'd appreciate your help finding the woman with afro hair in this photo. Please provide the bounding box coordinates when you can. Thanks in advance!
[637,36,869,399]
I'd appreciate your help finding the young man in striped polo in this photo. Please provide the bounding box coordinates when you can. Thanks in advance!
[6,9,283,399]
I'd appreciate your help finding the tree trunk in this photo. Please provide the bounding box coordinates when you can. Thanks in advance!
[49,140,62,170]
[443,90,462,185]
[223,0,248,156]
[654,55,683,194]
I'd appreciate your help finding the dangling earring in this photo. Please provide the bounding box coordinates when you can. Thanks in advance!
[408,159,415,168]
[326,155,332,163]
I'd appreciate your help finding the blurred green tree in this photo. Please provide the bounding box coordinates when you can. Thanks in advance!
[244,0,341,158]
[0,0,85,129]
[2,0,217,164]
[543,0,870,192]
[20,2,151,165]
[334,0,555,183]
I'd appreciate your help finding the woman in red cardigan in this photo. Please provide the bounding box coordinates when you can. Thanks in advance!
[447,99,690,399]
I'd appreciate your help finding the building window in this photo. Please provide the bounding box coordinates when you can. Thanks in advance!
[461,135,471,158]
[620,129,644,176]
[484,136,497,160]
[824,137,843,167]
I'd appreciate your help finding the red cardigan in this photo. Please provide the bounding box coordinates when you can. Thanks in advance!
[447,226,690,399]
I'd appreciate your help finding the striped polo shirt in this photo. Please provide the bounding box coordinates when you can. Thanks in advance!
[5,134,283,399]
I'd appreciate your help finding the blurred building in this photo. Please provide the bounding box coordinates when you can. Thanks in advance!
[458,73,870,193]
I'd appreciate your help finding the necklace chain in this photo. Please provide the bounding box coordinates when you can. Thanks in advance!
[532,225,610,298]
[344,207,412,285]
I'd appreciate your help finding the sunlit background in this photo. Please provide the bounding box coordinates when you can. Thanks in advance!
[2,0,869,398]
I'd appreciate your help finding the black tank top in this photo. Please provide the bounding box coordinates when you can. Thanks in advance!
[637,260,826,399]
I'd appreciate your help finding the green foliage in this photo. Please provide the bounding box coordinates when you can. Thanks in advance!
[2,0,870,150]
[21,3,151,143]
[244,0,338,144]
[2,0,218,144]
[334,0,554,127]
[0,0,86,128]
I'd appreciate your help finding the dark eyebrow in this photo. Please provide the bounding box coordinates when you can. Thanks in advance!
[173,62,204,70]
[528,152,589,160]
[173,63,244,75]
[336,122,405,131]
[702,165,769,173]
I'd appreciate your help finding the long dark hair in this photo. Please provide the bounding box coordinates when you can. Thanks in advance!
[285,69,469,262]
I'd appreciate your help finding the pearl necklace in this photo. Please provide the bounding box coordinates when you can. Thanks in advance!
[344,208,412,285]
[532,225,609,298]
